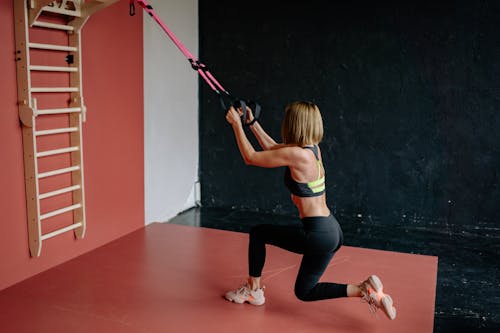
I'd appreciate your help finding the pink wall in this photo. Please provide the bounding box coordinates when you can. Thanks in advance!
[0,1,144,290]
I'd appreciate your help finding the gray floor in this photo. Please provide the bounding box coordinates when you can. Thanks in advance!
[169,206,499,333]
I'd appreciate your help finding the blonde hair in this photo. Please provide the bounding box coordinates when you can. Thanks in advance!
[281,101,324,145]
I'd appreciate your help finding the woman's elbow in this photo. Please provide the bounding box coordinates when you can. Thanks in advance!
[243,153,257,166]
[243,156,254,166]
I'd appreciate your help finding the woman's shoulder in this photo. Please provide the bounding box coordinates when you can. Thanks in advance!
[290,145,321,164]
[267,145,307,164]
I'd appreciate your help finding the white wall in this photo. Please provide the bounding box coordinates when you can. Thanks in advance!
[143,0,199,224]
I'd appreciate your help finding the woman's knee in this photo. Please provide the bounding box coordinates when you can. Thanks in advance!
[294,283,313,302]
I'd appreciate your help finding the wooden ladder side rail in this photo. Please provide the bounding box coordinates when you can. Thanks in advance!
[69,112,86,239]
[21,125,41,257]
[14,0,42,257]
[69,31,86,239]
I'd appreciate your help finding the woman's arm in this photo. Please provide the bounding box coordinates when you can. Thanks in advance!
[249,121,280,150]
[227,107,297,168]
[243,108,280,150]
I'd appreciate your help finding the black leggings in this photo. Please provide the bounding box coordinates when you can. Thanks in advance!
[249,215,347,301]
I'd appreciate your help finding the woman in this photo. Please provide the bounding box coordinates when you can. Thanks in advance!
[224,101,396,320]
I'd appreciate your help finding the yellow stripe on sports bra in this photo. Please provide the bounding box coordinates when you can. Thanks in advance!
[309,182,325,193]
[308,176,325,188]
[307,160,325,193]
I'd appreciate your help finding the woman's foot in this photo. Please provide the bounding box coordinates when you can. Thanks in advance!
[359,275,397,320]
[224,283,265,306]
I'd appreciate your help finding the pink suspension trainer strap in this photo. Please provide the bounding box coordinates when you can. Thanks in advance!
[130,0,261,125]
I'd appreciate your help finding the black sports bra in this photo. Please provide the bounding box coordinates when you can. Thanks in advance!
[284,145,325,197]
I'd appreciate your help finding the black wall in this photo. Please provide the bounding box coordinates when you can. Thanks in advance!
[199,0,499,231]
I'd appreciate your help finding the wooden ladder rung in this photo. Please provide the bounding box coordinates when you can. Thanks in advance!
[37,146,79,158]
[32,21,74,31]
[30,65,78,72]
[37,107,82,115]
[31,87,79,93]
[39,185,81,200]
[41,222,83,241]
[40,204,82,220]
[38,165,80,179]
[35,127,79,136]
[29,42,77,52]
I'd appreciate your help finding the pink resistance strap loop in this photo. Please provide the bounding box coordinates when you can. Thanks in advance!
[133,0,229,95]
[130,0,261,125]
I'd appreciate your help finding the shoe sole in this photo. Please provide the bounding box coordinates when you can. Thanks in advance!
[368,275,383,293]
[368,275,397,320]
[249,299,265,306]
[224,295,265,306]
[381,295,397,320]
[369,275,396,320]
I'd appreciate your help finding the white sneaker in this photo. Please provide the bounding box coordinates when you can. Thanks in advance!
[360,275,397,320]
[224,284,265,306]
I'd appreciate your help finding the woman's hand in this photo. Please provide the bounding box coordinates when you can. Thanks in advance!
[225,106,242,127]
[242,106,254,125]
[226,105,254,126]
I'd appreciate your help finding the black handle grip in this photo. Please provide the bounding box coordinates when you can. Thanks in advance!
[221,95,261,126]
